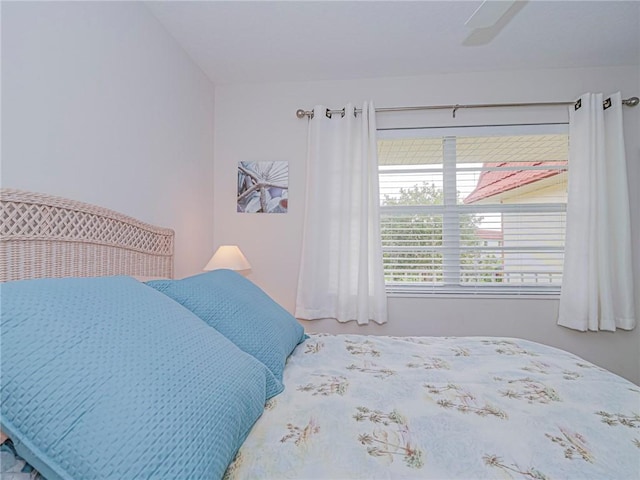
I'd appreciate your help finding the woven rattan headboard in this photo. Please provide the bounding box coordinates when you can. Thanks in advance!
[0,189,174,282]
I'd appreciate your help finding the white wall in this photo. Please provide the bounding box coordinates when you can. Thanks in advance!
[1,1,216,278]
[213,66,640,384]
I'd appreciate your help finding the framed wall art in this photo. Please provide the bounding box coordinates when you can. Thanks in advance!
[237,161,288,213]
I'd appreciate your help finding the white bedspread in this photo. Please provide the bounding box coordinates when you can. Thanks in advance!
[226,334,639,479]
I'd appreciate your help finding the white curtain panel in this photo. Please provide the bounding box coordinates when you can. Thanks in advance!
[295,102,388,325]
[558,92,636,331]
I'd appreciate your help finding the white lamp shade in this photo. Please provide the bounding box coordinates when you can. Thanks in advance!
[204,245,251,271]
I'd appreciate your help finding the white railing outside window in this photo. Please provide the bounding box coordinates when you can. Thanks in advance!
[378,124,569,296]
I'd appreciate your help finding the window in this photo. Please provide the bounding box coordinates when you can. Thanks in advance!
[378,124,568,295]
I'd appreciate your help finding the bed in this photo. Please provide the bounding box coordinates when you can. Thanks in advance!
[1,189,638,480]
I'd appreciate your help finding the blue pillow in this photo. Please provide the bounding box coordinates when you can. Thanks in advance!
[0,276,283,480]
[147,270,306,382]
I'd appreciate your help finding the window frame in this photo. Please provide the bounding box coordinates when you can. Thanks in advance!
[378,123,569,298]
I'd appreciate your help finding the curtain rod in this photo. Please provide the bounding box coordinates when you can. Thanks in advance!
[295,96,639,119]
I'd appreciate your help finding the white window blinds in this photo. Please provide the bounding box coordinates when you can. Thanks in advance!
[378,124,568,295]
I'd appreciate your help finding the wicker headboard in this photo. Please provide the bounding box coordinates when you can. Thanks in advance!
[0,189,174,282]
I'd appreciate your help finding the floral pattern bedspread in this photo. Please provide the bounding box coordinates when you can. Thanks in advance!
[226,334,639,479]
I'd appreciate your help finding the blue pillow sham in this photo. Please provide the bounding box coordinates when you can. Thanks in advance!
[0,276,282,480]
[147,270,307,382]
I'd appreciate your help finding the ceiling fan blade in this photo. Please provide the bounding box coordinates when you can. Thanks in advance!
[462,27,501,47]
[465,0,518,29]
[462,0,528,46]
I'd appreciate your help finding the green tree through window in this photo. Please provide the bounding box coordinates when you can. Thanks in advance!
[381,182,502,284]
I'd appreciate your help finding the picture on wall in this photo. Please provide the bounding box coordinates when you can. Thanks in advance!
[237,161,288,213]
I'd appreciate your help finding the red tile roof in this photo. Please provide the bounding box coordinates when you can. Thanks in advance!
[463,161,567,204]
[475,228,503,241]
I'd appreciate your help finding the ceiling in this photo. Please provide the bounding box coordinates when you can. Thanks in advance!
[146,1,640,85]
